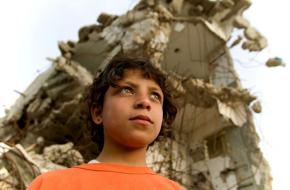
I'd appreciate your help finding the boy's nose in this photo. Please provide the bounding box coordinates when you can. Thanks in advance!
[134,97,151,111]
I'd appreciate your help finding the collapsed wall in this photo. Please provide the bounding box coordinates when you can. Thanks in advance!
[0,0,272,189]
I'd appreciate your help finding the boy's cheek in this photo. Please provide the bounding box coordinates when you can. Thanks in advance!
[156,109,163,127]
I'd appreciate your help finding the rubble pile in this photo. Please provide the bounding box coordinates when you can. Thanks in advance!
[0,0,272,189]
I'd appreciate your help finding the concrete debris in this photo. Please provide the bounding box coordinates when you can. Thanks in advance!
[240,26,268,52]
[251,100,262,113]
[43,142,84,167]
[233,16,250,29]
[191,156,238,190]
[0,0,272,190]
[229,35,243,48]
[155,4,174,20]
[217,100,247,127]
[266,57,286,67]
[244,27,260,41]
[0,141,84,189]
[169,0,184,13]
[242,37,268,52]
[0,143,40,189]
[183,78,256,106]
[122,18,160,51]
[174,22,185,32]
[97,13,117,26]
[78,24,102,42]
[221,0,235,9]
[58,41,76,55]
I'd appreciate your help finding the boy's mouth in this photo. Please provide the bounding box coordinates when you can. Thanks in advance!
[129,115,153,124]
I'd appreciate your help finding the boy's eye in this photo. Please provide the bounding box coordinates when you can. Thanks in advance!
[120,86,134,95]
[150,92,162,102]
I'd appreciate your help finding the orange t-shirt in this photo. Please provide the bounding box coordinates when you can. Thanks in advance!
[27,163,184,190]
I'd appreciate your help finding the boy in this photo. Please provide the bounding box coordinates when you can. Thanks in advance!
[27,56,183,190]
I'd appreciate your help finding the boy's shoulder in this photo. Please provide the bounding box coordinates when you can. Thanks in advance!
[28,163,185,190]
[149,172,185,190]
[27,166,79,190]
[27,164,99,190]
[30,163,103,182]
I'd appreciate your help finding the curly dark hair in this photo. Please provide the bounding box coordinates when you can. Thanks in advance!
[86,56,177,151]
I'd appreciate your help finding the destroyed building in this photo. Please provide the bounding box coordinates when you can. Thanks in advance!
[0,0,272,189]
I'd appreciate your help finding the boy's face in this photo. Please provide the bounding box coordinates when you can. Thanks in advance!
[92,69,164,149]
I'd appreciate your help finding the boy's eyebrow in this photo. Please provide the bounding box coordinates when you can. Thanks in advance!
[122,81,138,88]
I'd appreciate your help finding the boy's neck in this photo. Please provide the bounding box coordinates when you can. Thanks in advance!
[97,143,148,166]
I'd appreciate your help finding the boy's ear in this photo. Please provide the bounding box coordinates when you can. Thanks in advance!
[91,106,103,125]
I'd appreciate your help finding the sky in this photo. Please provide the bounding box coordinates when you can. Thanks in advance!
[0,1,289,189]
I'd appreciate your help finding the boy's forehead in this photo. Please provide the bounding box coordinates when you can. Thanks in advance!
[120,69,161,88]
[122,69,144,77]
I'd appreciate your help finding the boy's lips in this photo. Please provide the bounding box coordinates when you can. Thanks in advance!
[129,115,153,124]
